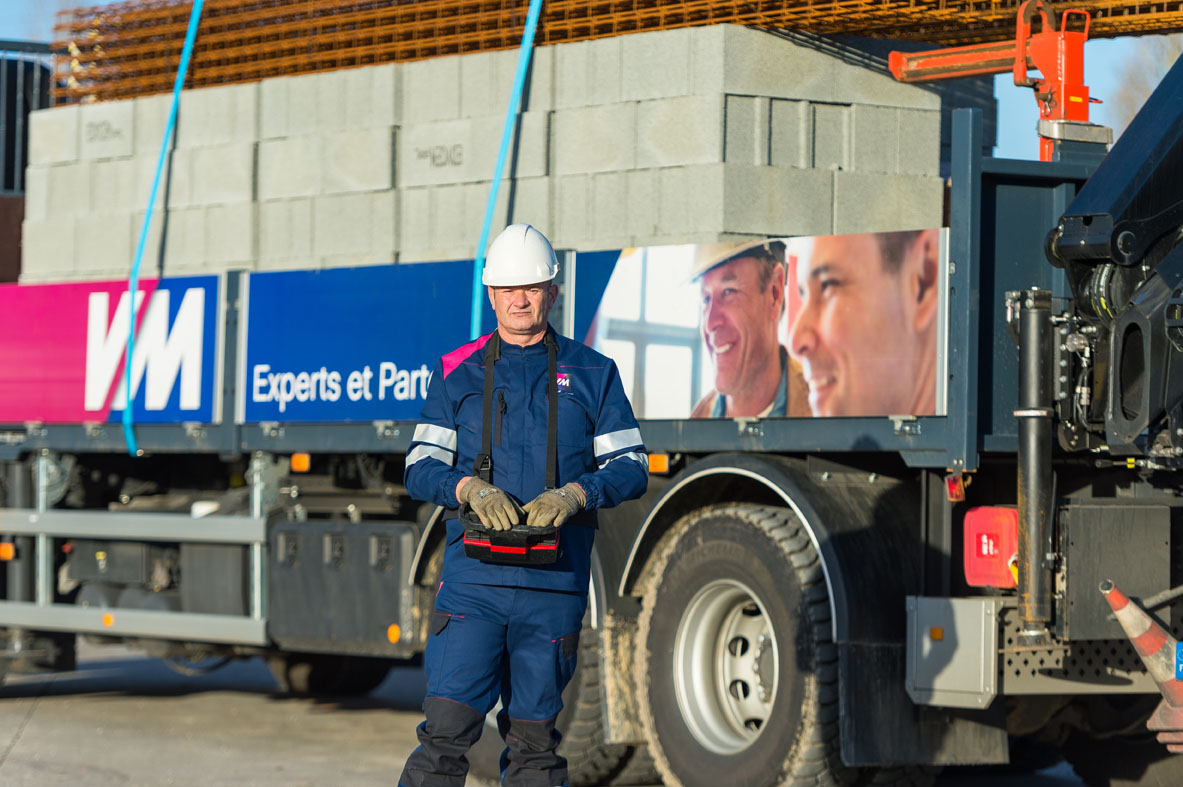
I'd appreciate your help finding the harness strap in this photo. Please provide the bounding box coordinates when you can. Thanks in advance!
[473,333,501,482]
[544,331,559,491]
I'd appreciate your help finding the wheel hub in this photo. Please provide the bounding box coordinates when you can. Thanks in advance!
[672,579,779,754]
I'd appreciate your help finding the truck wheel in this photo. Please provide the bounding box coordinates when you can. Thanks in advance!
[467,626,631,786]
[1065,731,1183,786]
[268,653,392,697]
[635,503,857,787]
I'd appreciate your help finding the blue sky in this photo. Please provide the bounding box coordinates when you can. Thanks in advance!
[0,0,1153,160]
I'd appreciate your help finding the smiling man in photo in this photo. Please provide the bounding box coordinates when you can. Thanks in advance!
[691,240,810,418]
[788,229,940,417]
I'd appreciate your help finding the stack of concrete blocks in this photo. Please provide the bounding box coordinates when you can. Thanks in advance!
[21,24,942,282]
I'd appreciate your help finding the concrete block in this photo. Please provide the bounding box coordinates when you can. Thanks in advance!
[589,171,629,247]
[133,94,170,155]
[458,47,553,118]
[134,152,192,210]
[313,191,396,258]
[160,207,206,270]
[79,100,135,160]
[637,95,723,169]
[553,103,635,176]
[24,166,49,222]
[812,103,849,171]
[505,176,550,231]
[724,95,763,166]
[29,105,80,165]
[622,28,693,101]
[189,143,256,205]
[555,37,622,109]
[403,56,461,122]
[398,183,473,262]
[625,168,659,241]
[76,212,133,272]
[898,108,940,176]
[21,219,76,279]
[259,198,314,262]
[131,211,166,276]
[832,61,940,112]
[90,157,137,212]
[769,99,808,169]
[554,174,590,245]
[460,50,515,119]
[205,203,257,265]
[399,188,431,253]
[324,128,394,194]
[260,72,320,140]
[318,64,400,131]
[852,105,899,174]
[259,76,289,140]
[656,165,723,241]
[833,171,943,235]
[258,135,322,200]
[47,162,90,216]
[255,256,319,272]
[399,113,547,188]
[176,83,259,149]
[722,26,834,104]
[722,164,833,237]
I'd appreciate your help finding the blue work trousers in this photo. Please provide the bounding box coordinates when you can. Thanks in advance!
[399,581,587,787]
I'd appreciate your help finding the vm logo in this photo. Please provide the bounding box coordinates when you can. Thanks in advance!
[84,287,206,412]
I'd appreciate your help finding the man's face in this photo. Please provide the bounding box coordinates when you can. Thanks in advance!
[789,234,925,417]
[699,257,783,396]
[487,281,556,340]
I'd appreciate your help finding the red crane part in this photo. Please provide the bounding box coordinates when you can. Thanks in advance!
[889,0,1093,161]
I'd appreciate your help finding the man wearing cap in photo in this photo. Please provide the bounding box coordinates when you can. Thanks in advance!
[398,224,648,787]
[789,229,940,417]
[691,239,811,418]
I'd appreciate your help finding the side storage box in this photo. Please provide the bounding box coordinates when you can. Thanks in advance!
[181,544,249,615]
[267,521,417,657]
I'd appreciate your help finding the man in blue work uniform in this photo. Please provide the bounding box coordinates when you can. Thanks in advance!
[399,224,648,787]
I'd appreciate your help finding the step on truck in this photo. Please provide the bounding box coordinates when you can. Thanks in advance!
[4,41,1183,787]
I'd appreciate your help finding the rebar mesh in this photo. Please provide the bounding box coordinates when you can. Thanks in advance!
[53,0,1183,104]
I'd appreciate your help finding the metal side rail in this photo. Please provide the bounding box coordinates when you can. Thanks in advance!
[0,509,268,646]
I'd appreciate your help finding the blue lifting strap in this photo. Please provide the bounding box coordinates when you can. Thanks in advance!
[122,0,205,457]
[469,0,546,340]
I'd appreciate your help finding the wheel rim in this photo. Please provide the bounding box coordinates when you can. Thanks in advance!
[672,578,779,755]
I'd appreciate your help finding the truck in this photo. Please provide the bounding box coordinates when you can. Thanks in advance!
[3,13,1183,787]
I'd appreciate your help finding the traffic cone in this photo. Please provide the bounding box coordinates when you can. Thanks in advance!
[1100,579,1183,752]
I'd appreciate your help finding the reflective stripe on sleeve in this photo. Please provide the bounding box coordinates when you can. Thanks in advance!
[593,428,643,458]
[598,450,649,471]
[407,444,454,467]
[412,423,458,451]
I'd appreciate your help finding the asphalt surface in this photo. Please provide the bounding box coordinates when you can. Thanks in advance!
[0,641,1083,786]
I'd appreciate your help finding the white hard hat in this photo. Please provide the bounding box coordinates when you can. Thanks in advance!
[483,224,559,286]
[689,238,786,281]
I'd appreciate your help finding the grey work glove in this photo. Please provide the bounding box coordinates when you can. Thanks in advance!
[522,483,586,529]
[458,477,520,532]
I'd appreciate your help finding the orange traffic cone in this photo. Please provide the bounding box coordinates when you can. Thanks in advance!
[1100,579,1183,752]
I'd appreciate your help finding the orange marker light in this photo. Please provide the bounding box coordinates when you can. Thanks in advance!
[929,627,944,642]
[291,453,311,473]
[387,624,401,644]
[648,453,669,474]
[102,613,115,628]
[0,543,14,561]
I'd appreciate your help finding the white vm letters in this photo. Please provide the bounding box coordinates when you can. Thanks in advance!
[84,288,205,412]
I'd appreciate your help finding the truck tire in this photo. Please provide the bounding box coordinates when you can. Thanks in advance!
[268,653,392,697]
[636,503,935,787]
[467,625,632,786]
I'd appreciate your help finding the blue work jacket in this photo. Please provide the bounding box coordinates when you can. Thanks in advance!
[405,327,648,592]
